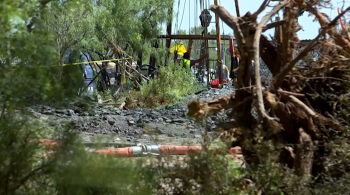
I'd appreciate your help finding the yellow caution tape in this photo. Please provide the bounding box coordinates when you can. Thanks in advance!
[62,57,132,67]
[6,57,133,73]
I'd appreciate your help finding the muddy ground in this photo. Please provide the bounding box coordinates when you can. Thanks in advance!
[29,87,234,146]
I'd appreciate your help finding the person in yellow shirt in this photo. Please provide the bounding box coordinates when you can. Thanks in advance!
[180,52,209,73]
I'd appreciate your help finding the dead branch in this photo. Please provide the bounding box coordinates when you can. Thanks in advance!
[210,5,245,48]
[253,0,288,121]
[262,20,286,32]
[301,2,350,54]
[282,94,346,132]
[251,0,271,21]
[273,6,350,89]
[277,89,305,97]
[187,95,236,121]
[285,95,316,117]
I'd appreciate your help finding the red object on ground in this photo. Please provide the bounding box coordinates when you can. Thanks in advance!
[160,145,203,155]
[31,139,243,157]
[95,148,134,157]
[30,139,58,150]
[211,79,227,88]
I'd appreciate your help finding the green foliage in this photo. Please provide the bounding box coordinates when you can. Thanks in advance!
[150,144,245,194]
[50,133,155,195]
[136,63,203,107]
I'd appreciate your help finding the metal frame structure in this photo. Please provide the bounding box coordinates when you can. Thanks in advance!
[157,0,238,87]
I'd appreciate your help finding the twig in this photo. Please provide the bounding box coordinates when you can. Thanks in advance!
[253,0,288,121]
[277,89,305,97]
[103,99,112,103]
[273,6,350,89]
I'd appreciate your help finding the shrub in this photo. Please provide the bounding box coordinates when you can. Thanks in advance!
[129,63,203,107]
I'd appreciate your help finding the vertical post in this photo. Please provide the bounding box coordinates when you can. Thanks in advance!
[137,50,143,69]
[128,58,133,74]
[149,41,159,78]
[275,17,282,45]
[198,40,206,83]
[121,60,126,84]
[126,57,131,74]
[187,39,194,57]
[234,0,241,17]
[214,0,223,85]
[221,43,225,65]
[165,5,173,65]
[205,39,210,86]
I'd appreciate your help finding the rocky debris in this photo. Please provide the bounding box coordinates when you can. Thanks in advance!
[30,87,234,145]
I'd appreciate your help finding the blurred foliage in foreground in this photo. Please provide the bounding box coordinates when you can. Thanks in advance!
[0,1,241,195]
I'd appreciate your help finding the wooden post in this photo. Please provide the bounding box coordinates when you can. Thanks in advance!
[165,6,173,65]
[275,17,282,45]
[234,0,241,17]
[187,39,194,57]
[199,40,206,82]
[215,0,223,85]
[121,60,126,84]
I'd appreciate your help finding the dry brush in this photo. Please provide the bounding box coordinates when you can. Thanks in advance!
[188,0,350,188]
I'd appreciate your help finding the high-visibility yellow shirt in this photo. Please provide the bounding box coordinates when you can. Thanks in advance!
[180,59,191,70]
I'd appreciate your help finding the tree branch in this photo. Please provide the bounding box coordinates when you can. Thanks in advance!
[251,0,271,21]
[210,5,245,48]
[253,0,288,121]
[262,20,286,32]
[273,6,350,89]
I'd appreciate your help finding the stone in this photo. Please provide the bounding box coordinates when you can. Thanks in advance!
[55,110,65,114]
[66,109,75,116]
[115,109,121,115]
[151,111,160,116]
[73,108,81,114]
[165,119,172,123]
[41,110,53,115]
[172,118,186,123]
[128,120,135,125]
[101,109,109,115]
[108,118,115,125]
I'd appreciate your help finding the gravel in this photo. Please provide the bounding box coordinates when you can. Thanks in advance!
[29,87,235,146]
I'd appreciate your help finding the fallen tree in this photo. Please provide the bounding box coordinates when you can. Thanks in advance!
[188,0,350,192]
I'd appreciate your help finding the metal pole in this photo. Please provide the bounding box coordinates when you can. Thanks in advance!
[221,43,225,65]
[234,0,241,17]
[214,0,223,85]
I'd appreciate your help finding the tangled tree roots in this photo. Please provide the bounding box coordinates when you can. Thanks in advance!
[188,0,350,187]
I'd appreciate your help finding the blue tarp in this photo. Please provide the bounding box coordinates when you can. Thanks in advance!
[64,50,95,95]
